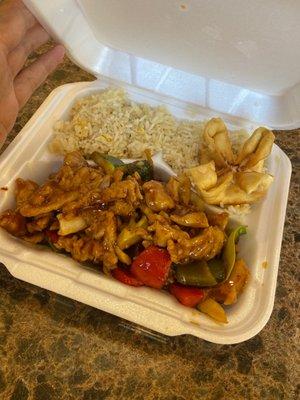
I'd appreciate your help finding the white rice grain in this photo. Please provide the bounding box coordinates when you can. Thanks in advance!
[49,87,248,176]
[49,88,204,174]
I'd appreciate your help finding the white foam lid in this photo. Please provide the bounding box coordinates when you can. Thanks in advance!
[23,0,300,129]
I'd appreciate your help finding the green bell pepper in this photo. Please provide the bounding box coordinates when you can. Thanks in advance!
[90,152,124,174]
[121,160,154,182]
[175,260,218,287]
[223,225,247,280]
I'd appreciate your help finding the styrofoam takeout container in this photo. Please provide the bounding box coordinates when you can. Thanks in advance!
[0,1,293,344]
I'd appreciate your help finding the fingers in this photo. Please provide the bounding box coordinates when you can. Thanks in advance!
[8,24,50,78]
[0,0,36,52]
[0,121,7,150]
[14,44,65,108]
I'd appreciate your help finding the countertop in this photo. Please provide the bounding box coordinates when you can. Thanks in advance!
[0,46,299,400]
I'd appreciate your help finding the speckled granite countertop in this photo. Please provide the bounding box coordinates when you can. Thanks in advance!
[0,46,299,400]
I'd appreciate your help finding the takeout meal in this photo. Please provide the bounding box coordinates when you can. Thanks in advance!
[0,151,249,323]
[0,87,278,324]
[49,88,275,212]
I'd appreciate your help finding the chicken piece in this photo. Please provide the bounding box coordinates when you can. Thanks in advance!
[81,210,117,250]
[170,212,209,228]
[142,240,153,248]
[49,220,59,231]
[80,209,119,271]
[209,259,249,305]
[188,226,225,259]
[71,167,105,191]
[19,183,79,217]
[143,181,175,212]
[110,200,134,217]
[63,151,87,168]
[206,212,229,230]
[27,213,53,233]
[54,165,105,193]
[178,175,191,205]
[113,168,124,183]
[166,177,180,202]
[167,226,225,263]
[60,174,111,213]
[139,203,156,222]
[117,216,149,250]
[115,246,131,265]
[56,235,104,263]
[100,178,143,207]
[18,158,107,217]
[15,178,39,207]
[49,165,73,189]
[46,152,105,205]
[0,209,27,236]
[102,211,118,272]
[148,220,189,248]
[166,176,191,205]
[22,232,44,244]
[85,223,105,241]
[171,204,194,217]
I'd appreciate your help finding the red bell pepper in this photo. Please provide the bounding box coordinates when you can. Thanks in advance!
[169,283,205,308]
[131,246,172,289]
[112,267,144,287]
[45,230,59,243]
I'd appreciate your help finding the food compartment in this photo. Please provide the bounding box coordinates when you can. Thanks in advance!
[0,79,291,343]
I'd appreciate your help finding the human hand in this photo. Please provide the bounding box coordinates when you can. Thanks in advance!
[0,0,65,148]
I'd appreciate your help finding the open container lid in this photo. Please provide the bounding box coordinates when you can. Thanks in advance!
[24,0,300,129]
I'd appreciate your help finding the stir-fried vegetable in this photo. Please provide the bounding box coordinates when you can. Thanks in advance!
[175,260,218,287]
[117,216,148,250]
[174,257,226,287]
[197,298,228,324]
[208,258,225,282]
[45,230,58,243]
[170,284,205,307]
[121,160,153,182]
[90,152,125,174]
[57,213,87,236]
[210,259,249,306]
[223,225,247,280]
[0,150,250,326]
[45,230,63,253]
[131,246,171,289]
[112,267,143,287]
[89,152,153,181]
[115,246,131,265]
